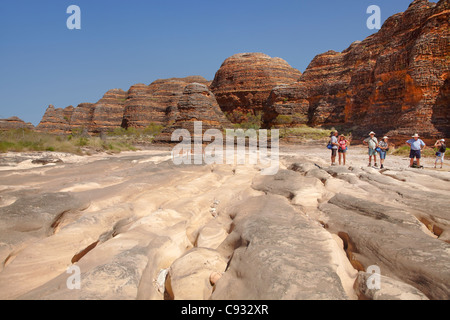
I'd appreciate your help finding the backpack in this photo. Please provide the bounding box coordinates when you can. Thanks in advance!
[440,143,446,153]
[327,141,333,150]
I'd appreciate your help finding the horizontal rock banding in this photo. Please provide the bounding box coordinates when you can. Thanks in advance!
[30,0,448,141]
[210,53,301,121]
[156,83,231,143]
[264,0,449,139]
[0,117,34,131]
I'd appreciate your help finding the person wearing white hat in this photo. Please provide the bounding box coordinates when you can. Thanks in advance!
[329,130,339,166]
[434,139,446,169]
[378,136,390,169]
[406,134,426,168]
[363,131,378,167]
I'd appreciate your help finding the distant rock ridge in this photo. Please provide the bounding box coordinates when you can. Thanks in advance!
[36,76,212,134]
[33,0,448,141]
[0,117,34,131]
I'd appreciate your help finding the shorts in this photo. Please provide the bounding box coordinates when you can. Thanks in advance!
[410,149,421,159]
[379,150,387,160]
[368,148,377,156]
[338,149,347,153]
[331,149,337,157]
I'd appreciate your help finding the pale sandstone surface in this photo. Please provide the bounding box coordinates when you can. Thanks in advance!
[0,145,448,300]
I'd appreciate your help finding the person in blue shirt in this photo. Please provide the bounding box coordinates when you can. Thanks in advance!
[330,131,339,166]
[406,134,426,168]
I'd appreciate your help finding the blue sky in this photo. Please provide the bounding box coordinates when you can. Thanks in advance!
[0,0,430,125]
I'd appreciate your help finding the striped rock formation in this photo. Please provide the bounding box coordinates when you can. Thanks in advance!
[210,53,301,121]
[156,83,231,143]
[0,117,34,131]
[264,0,449,141]
[122,76,210,129]
[36,106,73,134]
[91,89,128,133]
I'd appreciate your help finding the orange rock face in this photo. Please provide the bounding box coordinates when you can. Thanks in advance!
[264,0,449,139]
[156,83,231,143]
[37,76,211,134]
[122,76,209,129]
[0,117,34,131]
[34,0,447,140]
[210,53,301,120]
[91,89,128,133]
[36,105,73,134]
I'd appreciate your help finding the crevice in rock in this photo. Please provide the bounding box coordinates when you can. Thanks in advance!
[71,241,99,264]
[417,216,444,239]
[337,232,365,272]
[318,220,329,229]
[50,210,71,235]
[163,271,174,300]
[98,217,136,244]
[2,253,15,269]
[380,171,407,182]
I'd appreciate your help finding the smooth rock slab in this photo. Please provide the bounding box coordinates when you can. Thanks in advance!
[212,195,351,300]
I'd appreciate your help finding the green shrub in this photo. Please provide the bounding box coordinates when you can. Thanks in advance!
[281,125,333,140]
[143,123,164,136]
[0,141,16,153]
[76,137,89,147]
[393,145,450,158]
[226,110,263,130]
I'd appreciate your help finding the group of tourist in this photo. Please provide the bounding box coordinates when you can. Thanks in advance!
[329,130,446,169]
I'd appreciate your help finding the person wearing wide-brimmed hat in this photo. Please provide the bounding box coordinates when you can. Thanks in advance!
[363,131,378,167]
[406,133,426,168]
[338,134,350,166]
[434,139,446,169]
[378,136,389,169]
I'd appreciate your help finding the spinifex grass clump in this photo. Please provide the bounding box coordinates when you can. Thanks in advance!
[0,128,138,155]
[392,145,449,158]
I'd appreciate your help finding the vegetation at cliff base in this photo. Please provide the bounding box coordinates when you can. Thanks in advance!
[392,145,449,158]
[0,128,139,155]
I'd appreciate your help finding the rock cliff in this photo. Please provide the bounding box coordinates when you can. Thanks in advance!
[156,83,231,143]
[264,0,449,140]
[0,117,34,131]
[210,53,301,121]
[33,0,448,142]
[37,77,211,134]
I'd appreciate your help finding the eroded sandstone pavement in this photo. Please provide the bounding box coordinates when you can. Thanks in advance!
[0,148,449,300]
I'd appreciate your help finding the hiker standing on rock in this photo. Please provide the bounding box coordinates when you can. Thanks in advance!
[363,131,378,168]
[434,139,446,169]
[338,134,349,166]
[407,134,426,168]
[330,131,339,166]
[378,136,389,169]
